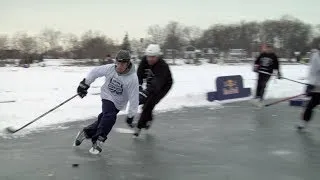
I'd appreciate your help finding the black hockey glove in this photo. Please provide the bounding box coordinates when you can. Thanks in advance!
[139,90,148,105]
[277,72,282,79]
[139,85,143,92]
[77,78,90,98]
[126,116,134,128]
[253,65,259,72]
[306,84,315,96]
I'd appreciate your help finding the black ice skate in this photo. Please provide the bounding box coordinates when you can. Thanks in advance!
[73,130,88,146]
[126,121,135,128]
[126,118,135,128]
[145,121,152,130]
[133,127,141,137]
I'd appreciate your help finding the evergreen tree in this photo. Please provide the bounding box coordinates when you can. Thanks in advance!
[121,32,131,51]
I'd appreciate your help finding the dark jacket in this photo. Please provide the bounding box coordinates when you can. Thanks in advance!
[254,52,280,74]
[137,56,173,96]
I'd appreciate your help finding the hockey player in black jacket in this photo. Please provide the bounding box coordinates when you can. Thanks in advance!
[253,44,282,107]
[126,44,173,136]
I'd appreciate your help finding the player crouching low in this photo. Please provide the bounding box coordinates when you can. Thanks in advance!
[73,50,139,154]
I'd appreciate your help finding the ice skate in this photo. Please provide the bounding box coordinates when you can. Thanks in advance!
[296,120,308,132]
[145,121,152,130]
[257,100,264,108]
[133,127,141,137]
[73,130,88,147]
[126,117,135,128]
[127,122,135,128]
[251,98,263,108]
[89,140,103,155]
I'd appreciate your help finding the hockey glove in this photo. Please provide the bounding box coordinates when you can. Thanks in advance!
[253,65,259,72]
[139,90,148,105]
[306,84,315,96]
[139,85,143,92]
[277,72,282,79]
[126,116,135,128]
[77,78,90,98]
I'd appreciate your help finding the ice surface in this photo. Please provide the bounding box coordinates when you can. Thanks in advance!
[0,61,308,135]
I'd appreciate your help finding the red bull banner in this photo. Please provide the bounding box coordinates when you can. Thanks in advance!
[207,75,251,101]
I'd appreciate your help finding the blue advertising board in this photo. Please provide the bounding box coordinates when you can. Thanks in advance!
[207,75,251,101]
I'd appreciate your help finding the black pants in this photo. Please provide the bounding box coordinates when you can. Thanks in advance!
[137,87,171,129]
[255,73,271,100]
[83,99,119,143]
[303,93,320,122]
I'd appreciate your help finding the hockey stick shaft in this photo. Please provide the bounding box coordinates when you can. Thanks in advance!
[265,93,305,107]
[258,71,309,85]
[0,100,16,104]
[281,77,309,85]
[258,71,275,76]
[7,94,78,133]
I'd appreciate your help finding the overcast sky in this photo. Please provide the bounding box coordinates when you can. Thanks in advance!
[0,0,319,41]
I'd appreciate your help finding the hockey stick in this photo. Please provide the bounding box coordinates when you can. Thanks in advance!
[0,100,16,104]
[258,71,309,85]
[282,77,309,85]
[265,93,305,107]
[296,61,309,66]
[5,94,79,134]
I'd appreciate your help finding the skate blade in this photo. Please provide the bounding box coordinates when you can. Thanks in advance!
[251,100,263,108]
[114,128,135,134]
[257,104,264,108]
[132,130,141,138]
[296,125,308,133]
[72,131,83,147]
[89,147,101,155]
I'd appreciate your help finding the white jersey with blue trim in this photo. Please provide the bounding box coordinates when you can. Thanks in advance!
[84,64,139,118]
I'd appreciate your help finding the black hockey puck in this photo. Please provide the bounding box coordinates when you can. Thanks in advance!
[72,164,79,167]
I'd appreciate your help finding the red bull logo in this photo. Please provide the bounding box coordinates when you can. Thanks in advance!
[223,79,239,95]
[207,75,251,101]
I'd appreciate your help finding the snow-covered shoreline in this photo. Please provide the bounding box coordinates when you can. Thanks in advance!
[0,61,308,135]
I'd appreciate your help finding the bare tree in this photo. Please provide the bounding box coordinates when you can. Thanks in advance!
[183,26,202,46]
[12,32,38,54]
[39,28,62,51]
[0,35,8,50]
[163,21,186,50]
[11,32,41,64]
[130,38,147,59]
[61,33,80,51]
[261,16,311,57]
[147,25,165,45]
[162,21,187,64]
[79,31,116,60]
[313,24,320,37]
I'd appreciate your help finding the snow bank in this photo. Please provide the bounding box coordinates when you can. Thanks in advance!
[0,63,308,136]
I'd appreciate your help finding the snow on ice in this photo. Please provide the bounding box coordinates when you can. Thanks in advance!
[0,59,308,135]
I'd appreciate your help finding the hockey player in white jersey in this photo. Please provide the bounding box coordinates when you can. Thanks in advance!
[297,49,320,131]
[73,50,139,155]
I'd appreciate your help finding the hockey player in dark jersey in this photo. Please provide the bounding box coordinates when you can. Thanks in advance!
[253,44,282,107]
[126,44,173,136]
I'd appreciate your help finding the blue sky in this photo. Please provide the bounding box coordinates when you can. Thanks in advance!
[1,0,319,41]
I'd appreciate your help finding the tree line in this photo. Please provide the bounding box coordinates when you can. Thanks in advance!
[0,15,320,64]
